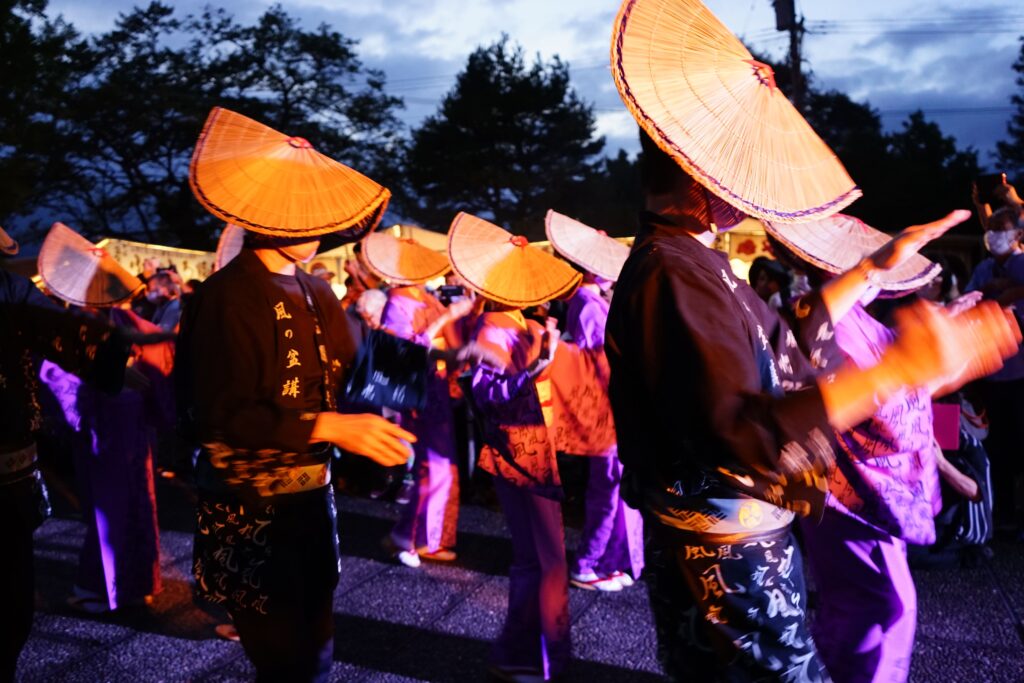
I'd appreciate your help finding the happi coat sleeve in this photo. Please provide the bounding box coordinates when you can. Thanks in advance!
[607,222,841,517]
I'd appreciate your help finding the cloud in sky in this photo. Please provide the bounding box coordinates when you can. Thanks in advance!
[48,0,1024,163]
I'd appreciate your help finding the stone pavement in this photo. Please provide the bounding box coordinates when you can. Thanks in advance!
[16,493,1024,682]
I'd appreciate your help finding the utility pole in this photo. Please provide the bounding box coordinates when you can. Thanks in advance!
[772,0,805,111]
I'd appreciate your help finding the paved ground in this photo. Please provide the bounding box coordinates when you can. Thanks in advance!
[16,485,1024,682]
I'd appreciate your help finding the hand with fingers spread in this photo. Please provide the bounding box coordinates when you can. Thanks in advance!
[867,210,971,274]
[310,412,415,467]
[945,291,983,317]
[823,210,972,323]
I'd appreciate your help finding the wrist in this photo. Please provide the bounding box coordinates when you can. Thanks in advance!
[856,257,883,285]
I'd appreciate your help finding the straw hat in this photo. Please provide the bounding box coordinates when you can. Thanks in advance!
[362,229,450,285]
[214,223,246,271]
[764,214,940,291]
[38,222,144,306]
[545,211,630,282]
[611,0,861,223]
[0,226,18,256]
[189,107,390,241]
[447,212,581,308]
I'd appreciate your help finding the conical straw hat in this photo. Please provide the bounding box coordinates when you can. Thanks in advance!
[189,107,390,240]
[447,212,581,308]
[214,223,246,271]
[611,0,861,223]
[38,222,144,306]
[0,226,18,256]
[545,211,630,282]
[362,229,450,285]
[765,214,939,291]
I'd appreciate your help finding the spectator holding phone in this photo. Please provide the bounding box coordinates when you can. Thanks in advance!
[966,199,1024,539]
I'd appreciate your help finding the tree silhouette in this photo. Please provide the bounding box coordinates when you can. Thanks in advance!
[404,36,604,240]
[997,36,1024,181]
[2,2,405,250]
[0,1,85,226]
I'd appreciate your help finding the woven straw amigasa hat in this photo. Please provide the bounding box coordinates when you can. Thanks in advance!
[189,107,390,241]
[765,214,939,291]
[447,212,581,308]
[611,0,861,223]
[545,211,630,282]
[38,222,144,307]
[214,223,246,272]
[0,226,18,256]
[362,229,450,285]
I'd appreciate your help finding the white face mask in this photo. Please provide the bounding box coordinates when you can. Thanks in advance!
[984,230,1019,256]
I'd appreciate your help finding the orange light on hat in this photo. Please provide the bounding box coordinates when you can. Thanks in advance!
[362,229,451,285]
[189,107,390,241]
[447,212,581,308]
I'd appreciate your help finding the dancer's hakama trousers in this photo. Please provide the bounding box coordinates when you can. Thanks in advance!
[491,477,571,679]
[802,509,916,683]
[572,453,644,579]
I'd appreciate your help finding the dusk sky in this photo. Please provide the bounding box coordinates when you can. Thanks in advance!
[50,0,1024,169]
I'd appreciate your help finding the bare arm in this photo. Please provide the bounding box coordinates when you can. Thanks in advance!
[821,210,970,322]
[934,443,981,502]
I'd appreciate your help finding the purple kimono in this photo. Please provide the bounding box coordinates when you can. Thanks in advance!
[826,303,941,543]
[561,286,644,579]
[41,342,162,610]
[469,310,570,680]
[383,285,460,553]
[801,302,939,683]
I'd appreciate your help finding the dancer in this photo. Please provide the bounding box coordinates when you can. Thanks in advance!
[362,229,470,567]
[607,2,1019,679]
[36,223,165,614]
[1,225,134,681]
[765,214,948,682]
[545,210,643,592]
[180,107,492,681]
[448,212,581,682]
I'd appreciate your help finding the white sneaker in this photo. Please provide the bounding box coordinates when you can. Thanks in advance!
[570,570,622,592]
[396,550,421,568]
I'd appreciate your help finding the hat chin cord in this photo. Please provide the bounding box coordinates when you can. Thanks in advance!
[276,246,316,265]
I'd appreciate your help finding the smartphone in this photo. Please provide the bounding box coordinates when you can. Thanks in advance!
[975,173,1005,204]
[438,284,466,306]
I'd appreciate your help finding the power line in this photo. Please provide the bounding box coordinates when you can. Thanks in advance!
[877,106,1014,116]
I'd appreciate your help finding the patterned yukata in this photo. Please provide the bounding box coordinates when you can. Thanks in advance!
[469,310,571,680]
[554,285,644,581]
[800,303,941,683]
[0,271,129,681]
[383,285,460,554]
[606,207,840,683]
[177,249,428,682]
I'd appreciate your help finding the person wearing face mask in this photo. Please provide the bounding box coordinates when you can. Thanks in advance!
[966,206,1024,539]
